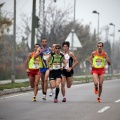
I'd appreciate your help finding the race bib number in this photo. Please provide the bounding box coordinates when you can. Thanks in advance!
[32,64,39,69]
[53,63,60,70]
[95,61,102,66]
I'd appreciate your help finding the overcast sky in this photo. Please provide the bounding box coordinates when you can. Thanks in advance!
[1,0,120,43]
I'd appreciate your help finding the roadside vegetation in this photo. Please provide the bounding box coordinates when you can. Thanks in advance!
[0,74,120,91]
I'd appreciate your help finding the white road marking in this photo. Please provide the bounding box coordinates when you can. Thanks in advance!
[114,99,120,103]
[98,106,110,113]
[0,92,32,100]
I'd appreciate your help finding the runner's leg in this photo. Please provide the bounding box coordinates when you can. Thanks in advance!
[98,74,104,98]
[44,69,49,95]
[34,74,40,97]
[40,73,45,94]
[61,75,66,97]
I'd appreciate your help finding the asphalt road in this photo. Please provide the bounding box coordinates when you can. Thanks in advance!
[0,79,120,120]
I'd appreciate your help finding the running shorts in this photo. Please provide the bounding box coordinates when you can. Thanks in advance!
[40,68,49,73]
[28,69,40,76]
[91,68,105,75]
[49,69,62,80]
[62,69,74,77]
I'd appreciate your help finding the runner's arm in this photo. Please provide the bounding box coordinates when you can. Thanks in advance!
[89,53,94,67]
[62,56,67,68]
[34,47,43,59]
[105,53,111,65]
[69,52,78,69]
[46,55,52,69]
[25,53,31,72]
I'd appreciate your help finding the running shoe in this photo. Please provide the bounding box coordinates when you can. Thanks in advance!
[49,90,54,97]
[94,87,98,94]
[42,95,46,101]
[62,97,66,102]
[32,97,36,102]
[97,97,101,103]
[49,92,53,97]
[54,99,58,103]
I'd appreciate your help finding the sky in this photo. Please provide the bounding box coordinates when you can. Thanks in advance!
[1,0,120,44]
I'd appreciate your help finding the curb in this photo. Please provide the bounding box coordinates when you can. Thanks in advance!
[0,78,116,96]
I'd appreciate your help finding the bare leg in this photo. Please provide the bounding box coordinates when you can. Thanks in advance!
[98,74,104,98]
[61,76,66,97]
[29,76,35,88]
[92,73,99,89]
[44,69,50,94]
[66,76,72,88]
[34,74,40,97]
[40,73,45,94]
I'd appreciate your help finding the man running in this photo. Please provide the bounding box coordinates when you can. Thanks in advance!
[35,38,51,100]
[46,44,66,103]
[89,41,111,102]
[61,41,78,102]
[25,43,42,101]
[49,44,56,97]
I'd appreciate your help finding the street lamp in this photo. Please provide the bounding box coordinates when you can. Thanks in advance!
[109,23,115,47]
[92,10,100,40]
[109,23,115,74]
[117,30,120,72]
[71,0,76,51]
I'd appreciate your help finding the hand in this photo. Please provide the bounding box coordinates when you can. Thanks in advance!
[60,67,63,70]
[107,61,111,65]
[91,64,94,68]
[49,68,53,71]
[26,69,30,73]
[66,67,72,72]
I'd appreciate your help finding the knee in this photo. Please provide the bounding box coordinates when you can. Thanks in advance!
[61,82,65,87]
[94,83,98,86]
[99,84,102,87]
[35,82,39,87]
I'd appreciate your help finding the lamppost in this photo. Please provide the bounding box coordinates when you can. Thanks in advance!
[118,30,120,72]
[71,0,76,51]
[92,10,100,41]
[109,23,115,47]
[109,23,115,74]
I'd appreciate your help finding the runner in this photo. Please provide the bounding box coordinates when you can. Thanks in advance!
[61,41,78,102]
[89,41,111,102]
[46,44,66,103]
[25,43,42,101]
[49,44,56,97]
[34,38,51,100]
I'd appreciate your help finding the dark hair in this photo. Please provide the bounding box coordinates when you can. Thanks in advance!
[41,38,47,41]
[97,41,104,47]
[62,41,70,47]
[55,44,61,49]
[34,43,40,47]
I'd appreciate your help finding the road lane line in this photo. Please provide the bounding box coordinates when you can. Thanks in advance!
[115,99,120,103]
[97,106,110,113]
[0,92,32,100]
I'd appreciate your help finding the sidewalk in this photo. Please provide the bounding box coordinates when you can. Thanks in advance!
[0,78,29,84]
[0,78,92,96]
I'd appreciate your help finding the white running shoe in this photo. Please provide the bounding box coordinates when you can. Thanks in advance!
[49,90,54,97]
[42,95,46,100]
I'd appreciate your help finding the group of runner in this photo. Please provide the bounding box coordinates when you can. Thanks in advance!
[25,38,111,103]
[25,38,78,103]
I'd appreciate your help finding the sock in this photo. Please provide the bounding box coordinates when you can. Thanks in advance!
[55,87,59,99]
[43,92,46,95]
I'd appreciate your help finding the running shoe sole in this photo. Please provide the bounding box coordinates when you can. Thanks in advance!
[97,98,101,103]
